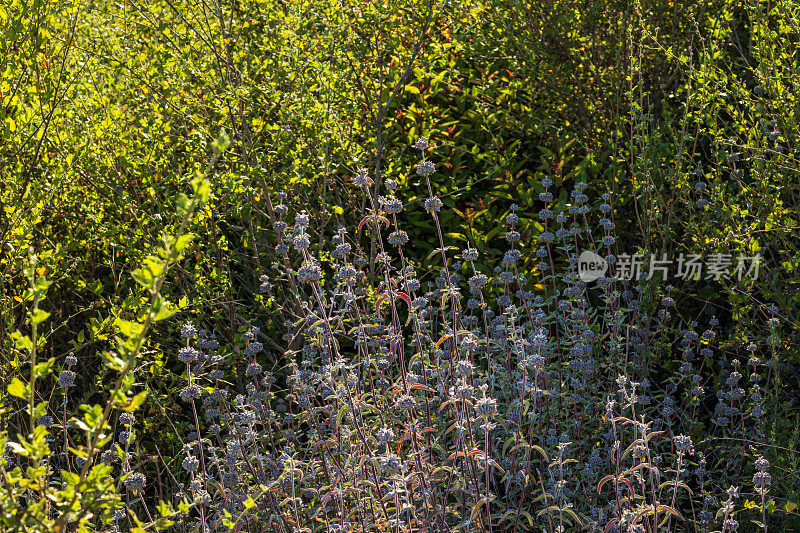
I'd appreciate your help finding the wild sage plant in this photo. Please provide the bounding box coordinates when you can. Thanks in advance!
[145,137,788,533]
[2,134,790,533]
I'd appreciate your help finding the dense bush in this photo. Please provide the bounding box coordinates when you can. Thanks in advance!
[1,0,799,531]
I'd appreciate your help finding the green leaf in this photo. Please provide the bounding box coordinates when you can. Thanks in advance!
[175,194,191,216]
[157,501,174,517]
[30,309,50,325]
[212,129,231,153]
[6,441,27,456]
[192,177,211,204]
[33,358,54,378]
[133,256,165,288]
[34,401,48,419]
[173,233,195,253]
[103,351,126,372]
[7,377,27,399]
[34,277,52,293]
[62,470,80,485]
[152,304,176,322]
[82,404,106,432]
[121,390,149,412]
[115,319,144,338]
[11,332,33,351]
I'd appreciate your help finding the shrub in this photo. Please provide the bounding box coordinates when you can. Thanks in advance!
[2,0,799,531]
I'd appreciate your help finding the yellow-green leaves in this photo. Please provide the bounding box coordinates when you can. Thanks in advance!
[11,331,33,351]
[160,233,195,262]
[192,177,211,205]
[133,256,166,289]
[150,295,177,322]
[33,358,54,379]
[172,233,195,254]
[115,318,144,338]
[212,128,231,154]
[74,404,106,434]
[7,377,27,399]
[120,390,148,412]
[29,309,50,325]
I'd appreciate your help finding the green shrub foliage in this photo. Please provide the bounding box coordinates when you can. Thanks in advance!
[1,0,799,531]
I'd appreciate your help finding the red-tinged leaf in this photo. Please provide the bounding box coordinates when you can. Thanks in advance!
[395,291,412,306]
[426,245,460,262]
[447,451,466,461]
[658,505,683,519]
[435,333,452,347]
[488,459,505,474]
[443,421,459,433]
[408,383,436,393]
[374,293,389,314]
[357,215,389,232]
[621,477,634,498]
[604,519,619,533]
[598,474,615,494]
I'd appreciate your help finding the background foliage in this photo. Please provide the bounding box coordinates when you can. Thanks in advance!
[2,0,799,530]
